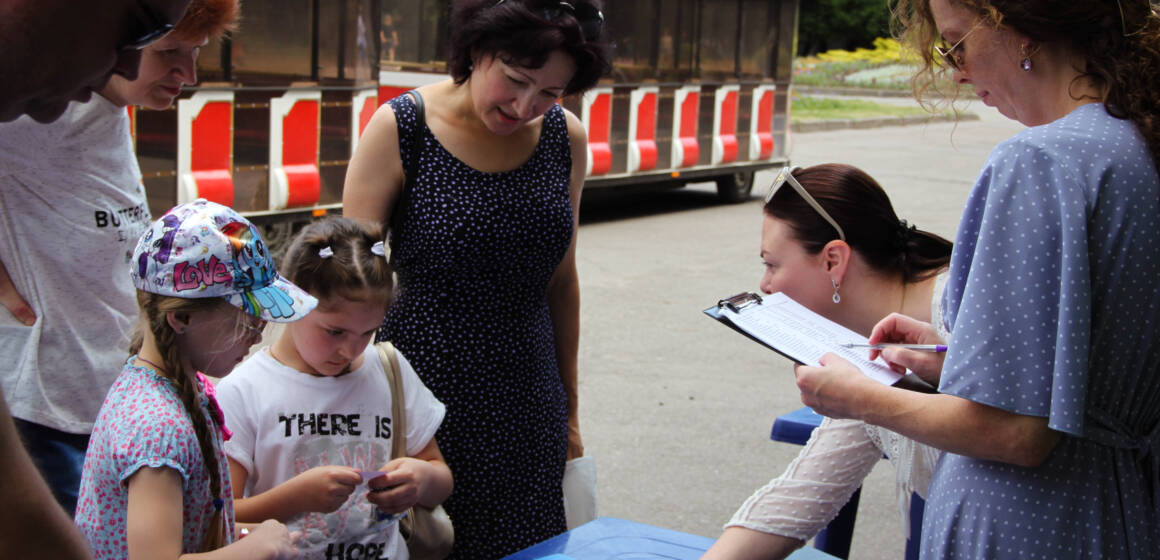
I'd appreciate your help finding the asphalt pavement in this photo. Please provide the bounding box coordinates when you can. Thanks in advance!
[574,99,1024,559]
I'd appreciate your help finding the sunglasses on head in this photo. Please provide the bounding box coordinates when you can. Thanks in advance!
[765,167,846,242]
[121,0,175,50]
[494,0,605,42]
[934,20,982,72]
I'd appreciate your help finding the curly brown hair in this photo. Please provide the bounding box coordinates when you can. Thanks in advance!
[892,0,1160,170]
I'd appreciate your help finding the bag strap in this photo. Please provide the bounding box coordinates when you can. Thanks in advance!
[376,341,408,460]
[390,90,424,237]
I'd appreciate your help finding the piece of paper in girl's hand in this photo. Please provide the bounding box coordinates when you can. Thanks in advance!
[359,470,387,484]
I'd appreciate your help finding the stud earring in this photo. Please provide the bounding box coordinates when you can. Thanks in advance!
[831,279,841,304]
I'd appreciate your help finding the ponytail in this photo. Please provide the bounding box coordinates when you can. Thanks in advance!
[763,164,952,283]
[896,220,954,283]
[131,291,229,551]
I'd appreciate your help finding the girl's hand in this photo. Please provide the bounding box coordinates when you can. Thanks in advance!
[288,466,362,513]
[868,313,946,385]
[240,519,298,559]
[366,458,426,515]
[794,353,884,420]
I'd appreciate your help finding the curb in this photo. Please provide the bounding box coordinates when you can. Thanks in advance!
[794,85,915,98]
[792,111,979,133]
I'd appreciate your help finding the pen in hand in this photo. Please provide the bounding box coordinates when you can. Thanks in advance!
[841,343,947,352]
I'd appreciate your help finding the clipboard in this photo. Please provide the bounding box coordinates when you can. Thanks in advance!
[704,291,904,386]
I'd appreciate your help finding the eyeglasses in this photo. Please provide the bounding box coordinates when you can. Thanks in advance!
[764,167,846,242]
[934,21,982,72]
[494,0,605,42]
[121,0,175,51]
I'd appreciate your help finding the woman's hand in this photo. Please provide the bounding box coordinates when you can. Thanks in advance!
[286,466,362,513]
[868,313,946,386]
[0,260,34,326]
[794,353,886,420]
[567,421,584,460]
[366,458,427,515]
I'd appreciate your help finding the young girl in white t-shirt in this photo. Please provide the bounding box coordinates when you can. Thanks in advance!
[217,217,452,559]
[75,199,313,559]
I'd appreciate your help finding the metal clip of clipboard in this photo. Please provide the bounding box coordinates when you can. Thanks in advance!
[717,291,763,313]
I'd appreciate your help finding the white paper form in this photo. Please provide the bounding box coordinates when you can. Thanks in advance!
[720,292,902,385]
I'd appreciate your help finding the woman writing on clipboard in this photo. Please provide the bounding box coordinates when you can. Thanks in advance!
[793,0,1160,556]
[704,163,952,559]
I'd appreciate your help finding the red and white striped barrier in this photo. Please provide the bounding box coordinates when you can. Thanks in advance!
[671,85,700,168]
[177,90,235,206]
[627,86,658,173]
[351,87,378,158]
[711,84,740,165]
[582,87,613,176]
[749,84,776,160]
[269,90,321,210]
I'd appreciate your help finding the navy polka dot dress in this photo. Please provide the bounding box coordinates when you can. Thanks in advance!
[378,94,573,558]
[927,103,1160,558]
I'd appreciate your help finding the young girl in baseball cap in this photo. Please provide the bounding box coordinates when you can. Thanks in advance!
[75,199,317,559]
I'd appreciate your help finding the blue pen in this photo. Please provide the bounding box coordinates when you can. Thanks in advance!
[841,343,947,352]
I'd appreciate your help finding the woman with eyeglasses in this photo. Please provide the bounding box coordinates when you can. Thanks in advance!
[702,164,952,560]
[792,1,1160,557]
[342,0,609,556]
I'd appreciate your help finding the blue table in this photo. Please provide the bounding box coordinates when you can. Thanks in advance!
[503,517,839,559]
[771,407,923,560]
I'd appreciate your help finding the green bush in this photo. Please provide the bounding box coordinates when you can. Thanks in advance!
[798,0,892,56]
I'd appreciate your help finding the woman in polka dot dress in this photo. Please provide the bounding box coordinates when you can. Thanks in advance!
[792,0,1160,558]
[343,1,609,556]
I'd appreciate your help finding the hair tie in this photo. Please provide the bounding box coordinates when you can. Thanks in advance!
[213,498,224,511]
[371,241,387,257]
[318,246,334,259]
[896,219,917,253]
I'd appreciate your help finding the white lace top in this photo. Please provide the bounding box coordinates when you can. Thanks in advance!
[726,276,950,540]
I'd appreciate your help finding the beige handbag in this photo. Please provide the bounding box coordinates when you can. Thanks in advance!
[376,342,455,560]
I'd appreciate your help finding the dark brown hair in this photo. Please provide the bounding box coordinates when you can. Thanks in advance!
[170,0,240,41]
[892,0,1160,171]
[447,0,611,96]
[129,292,230,551]
[763,163,952,283]
[280,217,393,308]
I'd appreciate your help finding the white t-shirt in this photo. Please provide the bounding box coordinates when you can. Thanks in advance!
[217,345,445,560]
[0,95,149,433]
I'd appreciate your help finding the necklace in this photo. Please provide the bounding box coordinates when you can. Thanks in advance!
[136,356,166,373]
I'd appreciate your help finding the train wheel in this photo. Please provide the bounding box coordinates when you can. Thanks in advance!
[715,171,755,203]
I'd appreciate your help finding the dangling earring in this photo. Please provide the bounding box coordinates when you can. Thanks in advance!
[1020,44,1032,72]
[831,279,841,304]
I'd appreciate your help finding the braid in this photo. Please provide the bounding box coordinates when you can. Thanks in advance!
[137,292,227,551]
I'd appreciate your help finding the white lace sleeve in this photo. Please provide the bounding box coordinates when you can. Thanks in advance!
[725,417,884,540]
[863,424,941,535]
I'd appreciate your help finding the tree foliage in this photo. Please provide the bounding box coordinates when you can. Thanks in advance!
[797,0,893,56]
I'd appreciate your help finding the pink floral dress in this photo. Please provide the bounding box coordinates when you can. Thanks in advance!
[75,359,235,558]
